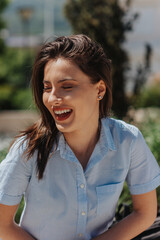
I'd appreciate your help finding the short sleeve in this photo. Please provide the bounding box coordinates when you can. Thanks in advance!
[126,129,160,195]
[0,137,33,205]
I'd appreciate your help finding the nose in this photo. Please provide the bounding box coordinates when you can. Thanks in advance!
[48,90,62,105]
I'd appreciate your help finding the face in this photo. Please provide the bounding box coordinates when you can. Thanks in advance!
[42,58,106,135]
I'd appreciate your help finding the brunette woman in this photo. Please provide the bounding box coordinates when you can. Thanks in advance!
[0,34,160,240]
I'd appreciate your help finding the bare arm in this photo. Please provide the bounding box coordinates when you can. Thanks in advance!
[0,204,37,240]
[92,189,157,240]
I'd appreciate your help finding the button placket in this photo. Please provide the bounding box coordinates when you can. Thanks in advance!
[76,165,88,238]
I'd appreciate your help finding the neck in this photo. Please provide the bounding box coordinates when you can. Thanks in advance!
[63,119,100,168]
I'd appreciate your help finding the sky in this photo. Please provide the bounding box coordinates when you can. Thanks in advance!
[125,0,160,78]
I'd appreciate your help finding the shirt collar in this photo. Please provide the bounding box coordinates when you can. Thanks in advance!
[57,133,77,163]
[85,118,116,171]
[101,118,116,151]
[55,118,117,164]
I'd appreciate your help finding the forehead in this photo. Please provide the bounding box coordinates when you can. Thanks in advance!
[43,58,91,83]
[44,58,79,74]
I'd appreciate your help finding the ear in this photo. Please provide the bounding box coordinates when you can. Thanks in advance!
[97,80,106,100]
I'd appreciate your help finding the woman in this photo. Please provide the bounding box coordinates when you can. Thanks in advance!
[0,34,160,240]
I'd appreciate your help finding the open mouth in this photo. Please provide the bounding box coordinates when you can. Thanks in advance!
[53,109,72,121]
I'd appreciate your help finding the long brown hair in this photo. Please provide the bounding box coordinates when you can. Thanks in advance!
[15,34,112,179]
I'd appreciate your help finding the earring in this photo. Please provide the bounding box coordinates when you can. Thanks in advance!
[98,95,102,100]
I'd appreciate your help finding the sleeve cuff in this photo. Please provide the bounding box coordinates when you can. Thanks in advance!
[128,174,160,195]
[0,192,22,205]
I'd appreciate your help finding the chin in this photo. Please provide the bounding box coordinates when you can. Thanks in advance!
[55,122,73,133]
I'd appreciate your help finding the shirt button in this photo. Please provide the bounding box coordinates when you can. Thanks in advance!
[80,184,85,189]
[78,233,83,237]
[81,211,86,216]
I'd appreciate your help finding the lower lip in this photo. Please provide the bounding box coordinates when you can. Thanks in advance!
[54,110,72,121]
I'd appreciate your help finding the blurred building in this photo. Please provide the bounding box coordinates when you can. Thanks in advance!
[124,0,160,81]
[1,0,71,47]
[1,0,160,83]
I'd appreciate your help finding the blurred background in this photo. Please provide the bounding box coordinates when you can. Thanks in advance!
[0,0,160,220]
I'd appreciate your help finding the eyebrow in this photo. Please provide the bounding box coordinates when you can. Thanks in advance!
[43,78,77,84]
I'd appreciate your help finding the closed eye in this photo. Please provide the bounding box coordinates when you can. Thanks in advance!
[43,87,52,92]
[62,86,73,89]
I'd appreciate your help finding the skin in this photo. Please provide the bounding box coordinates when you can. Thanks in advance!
[92,190,157,240]
[42,58,106,168]
[0,58,157,239]
[0,204,36,240]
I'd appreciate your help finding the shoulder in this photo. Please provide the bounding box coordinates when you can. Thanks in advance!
[102,118,142,147]
[4,136,36,166]
[9,136,28,155]
[104,118,139,136]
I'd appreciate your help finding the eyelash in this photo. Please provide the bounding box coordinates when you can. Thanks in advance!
[62,86,73,89]
[43,86,73,91]
[43,87,51,91]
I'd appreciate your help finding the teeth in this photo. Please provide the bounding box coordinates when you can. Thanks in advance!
[54,109,71,115]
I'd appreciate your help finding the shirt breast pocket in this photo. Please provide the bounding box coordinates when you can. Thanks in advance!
[96,182,124,216]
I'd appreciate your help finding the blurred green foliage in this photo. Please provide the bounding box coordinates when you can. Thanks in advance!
[139,120,160,208]
[0,48,34,87]
[0,85,13,109]
[118,118,160,207]
[0,48,36,110]
[12,88,34,110]
[133,84,160,108]
[0,85,34,110]
[0,148,8,163]
[0,0,9,55]
[140,120,160,166]
[119,182,131,206]
[14,197,25,224]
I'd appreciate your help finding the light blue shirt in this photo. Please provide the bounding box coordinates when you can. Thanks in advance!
[0,118,160,240]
